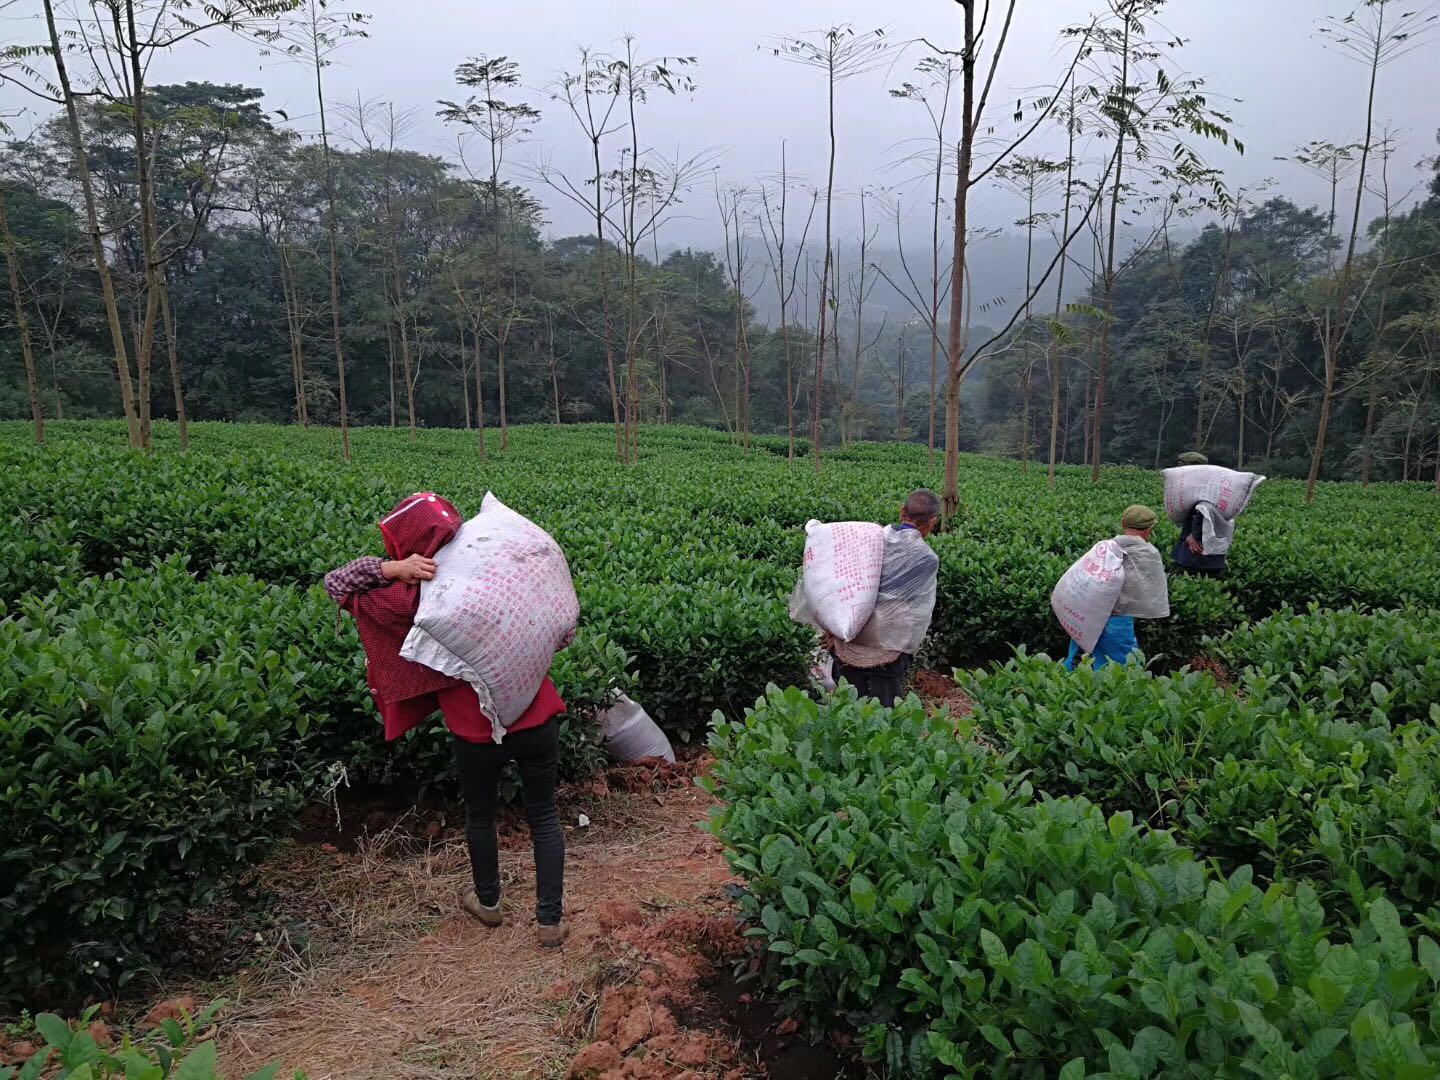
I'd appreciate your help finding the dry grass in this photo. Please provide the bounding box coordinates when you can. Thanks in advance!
[181,782,730,1080]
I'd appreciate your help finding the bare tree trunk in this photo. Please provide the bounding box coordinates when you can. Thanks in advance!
[1020,361,1032,470]
[1048,85,1078,489]
[929,112,943,471]
[279,244,309,427]
[310,6,350,460]
[396,311,415,436]
[473,333,487,460]
[498,332,510,450]
[547,313,562,425]
[1194,212,1237,448]
[1361,393,1378,487]
[157,278,188,451]
[44,0,138,444]
[120,0,166,450]
[0,186,44,444]
[1090,10,1133,484]
[459,330,472,429]
[386,321,397,428]
[1307,11,1384,501]
[488,140,511,453]
[1403,372,1430,481]
[49,339,63,420]
[813,60,838,475]
[781,316,795,458]
[1236,378,1247,469]
[590,141,622,461]
[942,1,976,520]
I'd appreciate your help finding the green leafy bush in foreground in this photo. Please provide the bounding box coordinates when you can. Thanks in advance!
[959,650,1440,917]
[706,686,1440,1078]
[0,559,631,1006]
[0,1001,288,1080]
[0,603,311,1005]
[1207,605,1440,726]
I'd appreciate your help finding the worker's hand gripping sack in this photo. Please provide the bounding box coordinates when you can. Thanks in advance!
[401,493,578,740]
[1163,465,1265,555]
[788,520,886,642]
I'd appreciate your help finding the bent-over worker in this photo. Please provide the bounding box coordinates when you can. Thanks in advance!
[1064,504,1170,670]
[828,488,942,707]
[1170,452,1229,579]
[325,493,569,948]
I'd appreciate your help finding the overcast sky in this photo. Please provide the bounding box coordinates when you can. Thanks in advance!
[3,0,1437,248]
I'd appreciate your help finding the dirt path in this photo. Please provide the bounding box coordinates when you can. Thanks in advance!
[195,767,736,1079]
[125,672,973,1080]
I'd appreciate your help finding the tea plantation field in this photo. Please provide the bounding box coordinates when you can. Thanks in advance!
[4,420,1440,1075]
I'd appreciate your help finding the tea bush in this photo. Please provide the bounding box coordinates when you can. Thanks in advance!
[959,651,1440,918]
[5,420,1440,1016]
[1207,606,1440,726]
[0,603,310,1003]
[0,1000,288,1080]
[0,558,628,1004]
[7,421,1440,696]
[706,687,1440,1077]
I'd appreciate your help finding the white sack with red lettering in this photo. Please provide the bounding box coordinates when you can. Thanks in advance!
[401,493,578,741]
[789,520,886,643]
[1163,465,1265,528]
[1050,538,1126,655]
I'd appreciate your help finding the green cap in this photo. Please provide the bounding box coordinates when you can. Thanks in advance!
[1122,504,1158,531]
[1177,451,1209,466]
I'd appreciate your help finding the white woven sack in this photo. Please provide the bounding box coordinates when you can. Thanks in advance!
[401,493,578,741]
[798,520,886,642]
[1162,465,1265,527]
[1051,539,1126,655]
[600,694,674,763]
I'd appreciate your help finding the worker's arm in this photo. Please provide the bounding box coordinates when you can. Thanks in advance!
[1185,507,1206,554]
[323,554,436,604]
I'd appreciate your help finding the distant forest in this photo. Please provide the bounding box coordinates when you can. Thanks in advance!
[2,1,1438,498]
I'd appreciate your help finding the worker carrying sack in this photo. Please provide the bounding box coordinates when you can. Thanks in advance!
[1051,536,1169,655]
[400,493,579,741]
[1163,465,1265,556]
[789,520,886,642]
[600,694,675,764]
[841,525,940,655]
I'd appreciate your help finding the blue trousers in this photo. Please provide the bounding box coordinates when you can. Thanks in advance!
[1065,615,1139,670]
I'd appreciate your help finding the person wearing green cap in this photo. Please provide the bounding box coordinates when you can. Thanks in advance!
[1064,505,1171,670]
[1171,452,1229,578]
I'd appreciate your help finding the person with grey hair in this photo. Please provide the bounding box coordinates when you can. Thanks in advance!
[825,488,942,706]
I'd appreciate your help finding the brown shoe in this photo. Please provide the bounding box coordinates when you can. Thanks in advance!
[462,890,503,928]
[536,921,569,948]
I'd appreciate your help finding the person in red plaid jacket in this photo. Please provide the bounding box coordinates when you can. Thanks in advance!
[326,493,569,948]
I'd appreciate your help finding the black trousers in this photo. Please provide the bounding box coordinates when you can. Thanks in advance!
[1174,563,1227,579]
[832,653,913,708]
[451,719,565,926]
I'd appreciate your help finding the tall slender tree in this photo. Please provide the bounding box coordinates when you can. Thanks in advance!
[1302,0,1435,500]
[545,47,625,460]
[441,56,540,453]
[263,0,370,460]
[756,145,817,461]
[0,184,44,442]
[890,52,959,469]
[39,0,140,443]
[773,25,888,472]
